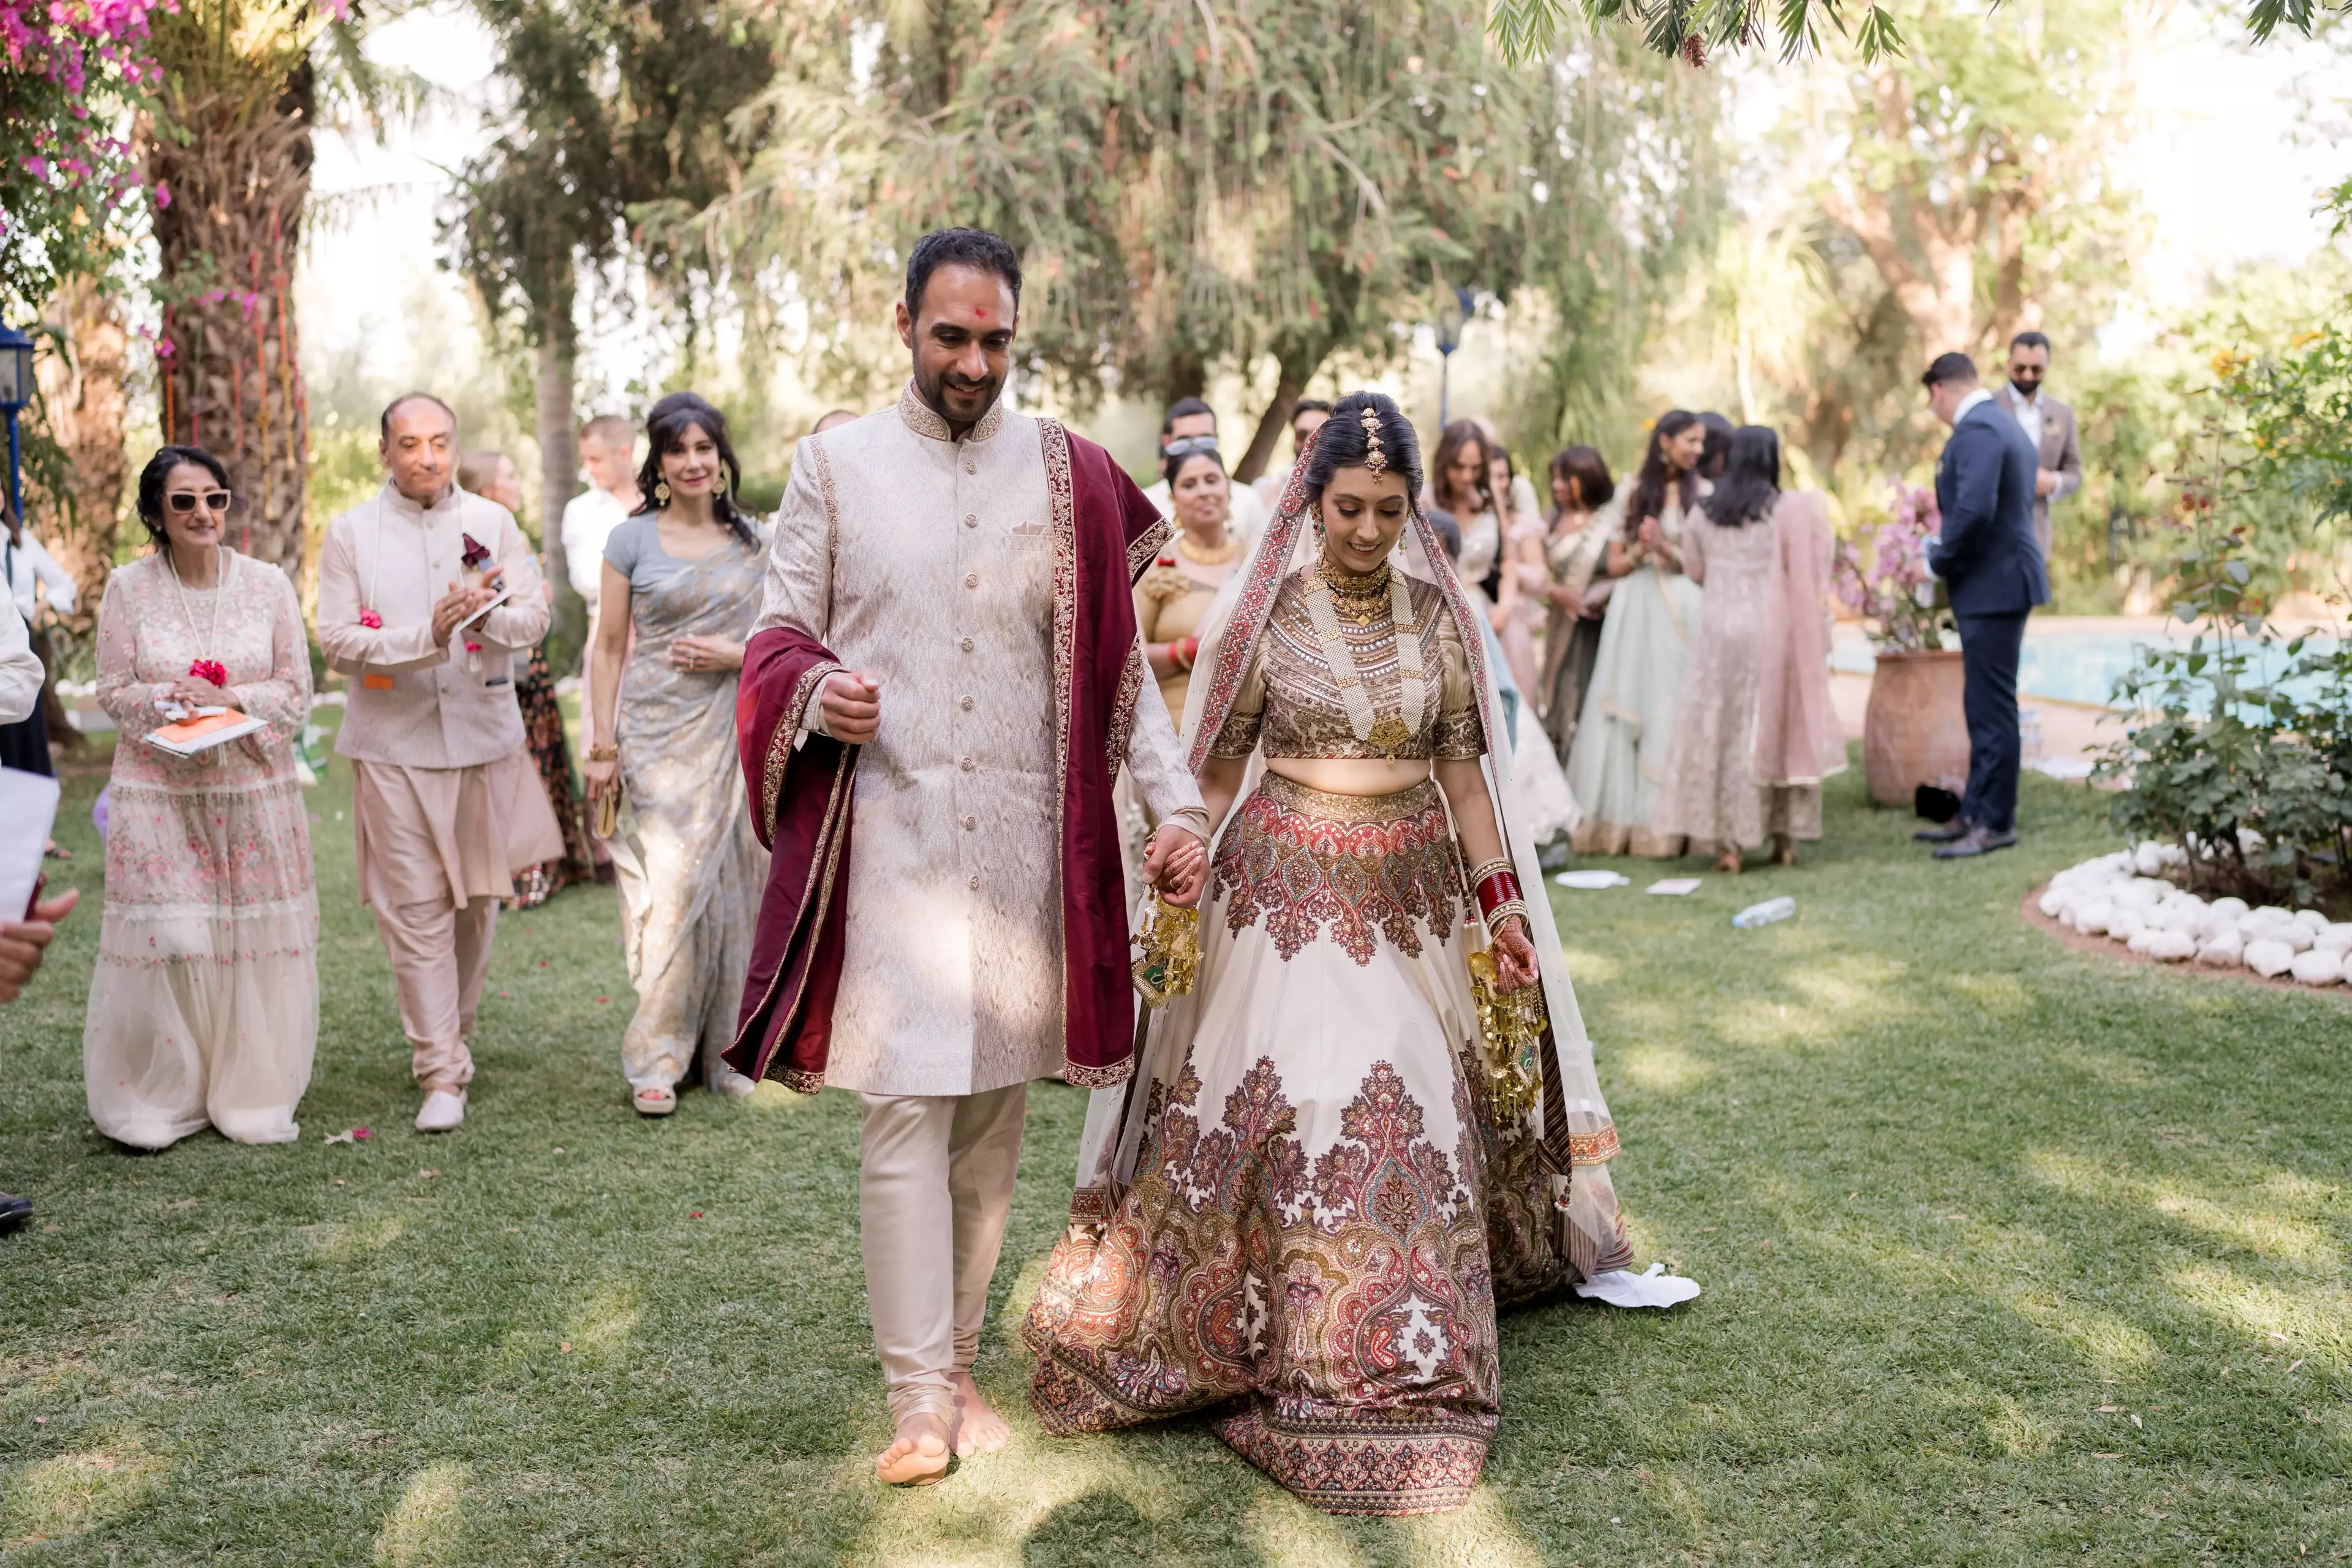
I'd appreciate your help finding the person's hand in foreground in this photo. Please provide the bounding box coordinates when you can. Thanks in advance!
[0,888,80,1004]
[1143,826,1208,908]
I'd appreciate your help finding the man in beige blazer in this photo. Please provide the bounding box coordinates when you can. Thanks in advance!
[2003,331,2080,562]
[317,394,563,1131]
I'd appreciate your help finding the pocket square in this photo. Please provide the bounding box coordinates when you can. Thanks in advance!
[1009,520,1050,538]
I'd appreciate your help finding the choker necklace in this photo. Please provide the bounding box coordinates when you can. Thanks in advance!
[1303,557,1423,755]
[1175,530,1240,566]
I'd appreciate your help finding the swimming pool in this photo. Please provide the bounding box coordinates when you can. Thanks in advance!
[1828,622,2337,710]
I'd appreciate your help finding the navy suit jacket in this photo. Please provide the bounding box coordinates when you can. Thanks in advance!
[1928,399,2049,617]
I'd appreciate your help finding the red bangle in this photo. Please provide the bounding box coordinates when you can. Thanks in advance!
[1172,636,1199,671]
[1474,869,1522,918]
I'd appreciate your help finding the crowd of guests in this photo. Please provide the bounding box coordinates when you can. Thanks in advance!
[5,381,1839,1181]
[1133,395,1845,878]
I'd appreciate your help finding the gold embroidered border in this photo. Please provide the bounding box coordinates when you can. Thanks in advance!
[1566,1125,1620,1166]
[1257,770,1443,825]
[762,659,843,841]
[1106,639,1145,781]
[806,432,840,571]
[1064,1057,1136,1089]
[1127,514,1172,581]
[779,1067,824,1095]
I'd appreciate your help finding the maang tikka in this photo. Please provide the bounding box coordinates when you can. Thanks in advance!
[1360,407,1387,478]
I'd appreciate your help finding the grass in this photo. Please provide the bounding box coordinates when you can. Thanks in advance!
[2,731,2347,1567]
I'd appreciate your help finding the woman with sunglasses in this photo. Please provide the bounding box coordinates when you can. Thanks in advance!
[84,446,318,1149]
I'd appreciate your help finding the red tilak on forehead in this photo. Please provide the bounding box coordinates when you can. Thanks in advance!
[972,306,992,320]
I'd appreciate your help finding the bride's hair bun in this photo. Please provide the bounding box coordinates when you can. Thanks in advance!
[1298,391,1422,503]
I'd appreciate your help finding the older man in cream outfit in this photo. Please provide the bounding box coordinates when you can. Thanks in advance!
[317,394,564,1131]
[744,228,1207,1486]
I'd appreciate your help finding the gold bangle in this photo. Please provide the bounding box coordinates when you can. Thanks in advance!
[1468,857,1515,887]
[587,742,618,762]
[1484,899,1529,935]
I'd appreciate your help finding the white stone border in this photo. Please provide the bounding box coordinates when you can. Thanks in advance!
[2036,843,2352,987]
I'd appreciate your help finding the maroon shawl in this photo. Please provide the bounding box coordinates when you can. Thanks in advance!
[726,418,1170,1093]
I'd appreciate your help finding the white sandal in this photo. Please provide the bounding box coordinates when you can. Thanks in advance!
[631,1084,677,1117]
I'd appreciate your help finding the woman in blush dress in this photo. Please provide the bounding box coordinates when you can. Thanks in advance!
[1653,426,1845,870]
[85,447,317,1148]
[1027,393,1656,1517]
[582,394,771,1116]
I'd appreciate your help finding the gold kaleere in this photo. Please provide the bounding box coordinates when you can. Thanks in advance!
[1466,949,1545,1125]
[1132,893,1201,1008]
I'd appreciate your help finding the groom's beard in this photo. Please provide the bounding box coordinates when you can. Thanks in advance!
[914,361,1004,428]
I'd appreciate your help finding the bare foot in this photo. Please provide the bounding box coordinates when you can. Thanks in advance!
[1714,851,1743,875]
[949,1368,1011,1457]
[875,1409,951,1485]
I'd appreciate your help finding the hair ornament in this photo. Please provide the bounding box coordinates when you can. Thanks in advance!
[1360,407,1387,478]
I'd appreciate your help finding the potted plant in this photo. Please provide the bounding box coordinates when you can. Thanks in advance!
[1837,481,1968,807]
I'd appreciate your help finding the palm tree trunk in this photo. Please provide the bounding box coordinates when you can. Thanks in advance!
[535,292,578,606]
[148,61,315,579]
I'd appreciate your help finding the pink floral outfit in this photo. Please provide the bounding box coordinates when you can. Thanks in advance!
[86,550,318,1148]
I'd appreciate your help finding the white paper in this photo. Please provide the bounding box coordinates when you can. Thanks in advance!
[1645,878,1704,896]
[1556,870,1630,890]
[1574,1263,1703,1310]
[453,588,513,637]
[0,766,61,920]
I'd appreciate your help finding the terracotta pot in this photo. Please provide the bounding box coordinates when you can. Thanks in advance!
[1863,649,1970,808]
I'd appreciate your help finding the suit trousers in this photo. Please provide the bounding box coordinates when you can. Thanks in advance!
[858,1082,1029,1425]
[1955,610,2029,834]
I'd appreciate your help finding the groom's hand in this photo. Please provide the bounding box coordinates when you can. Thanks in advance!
[820,670,882,745]
[1144,826,1207,908]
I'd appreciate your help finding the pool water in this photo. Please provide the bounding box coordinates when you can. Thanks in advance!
[1830,625,2336,710]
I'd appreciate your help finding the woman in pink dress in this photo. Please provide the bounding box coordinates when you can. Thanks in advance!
[85,447,318,1147]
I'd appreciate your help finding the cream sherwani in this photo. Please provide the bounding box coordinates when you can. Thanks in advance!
[318,483,563,1092]
[756,384,1204,1420]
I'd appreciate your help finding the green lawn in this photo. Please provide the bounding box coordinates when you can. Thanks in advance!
[2,736,2346,1566]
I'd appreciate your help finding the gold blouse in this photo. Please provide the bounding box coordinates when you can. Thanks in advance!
[1209,569,1485,761]
[1134,554,1223,729]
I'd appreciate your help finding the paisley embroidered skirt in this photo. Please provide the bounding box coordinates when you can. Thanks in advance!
[1027,774,1578,1515]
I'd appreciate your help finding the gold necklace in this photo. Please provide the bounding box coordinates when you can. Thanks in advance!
[1317,558,1391,628]
[1175,530,1240,566]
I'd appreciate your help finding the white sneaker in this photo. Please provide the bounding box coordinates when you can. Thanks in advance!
[415,1088,467,1132]
[710,1068,758,1098]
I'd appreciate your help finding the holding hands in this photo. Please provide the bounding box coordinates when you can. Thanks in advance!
[1143,826,1208,908]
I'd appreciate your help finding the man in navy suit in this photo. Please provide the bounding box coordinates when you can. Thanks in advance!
[1916,352,2049,858]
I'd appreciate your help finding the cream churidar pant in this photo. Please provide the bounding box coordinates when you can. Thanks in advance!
[859,1084,1029,1422]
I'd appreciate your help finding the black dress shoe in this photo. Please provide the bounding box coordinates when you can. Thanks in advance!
[1934,824,2018,859]
[1914,818,1971,843]
[0,1191,31,1234]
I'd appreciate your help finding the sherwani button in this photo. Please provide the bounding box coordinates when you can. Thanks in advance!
[959,637,974,653]
[960,695,974,710]
[964,572,978,588]
[963,513,978,527]
[963,462,976,475]
[962,816,976,831]
[959,756,974,771]
[968,874,981,890]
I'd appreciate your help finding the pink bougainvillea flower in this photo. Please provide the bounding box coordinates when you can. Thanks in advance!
[358,608,382,629]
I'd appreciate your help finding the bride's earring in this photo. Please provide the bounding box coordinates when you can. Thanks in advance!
[655,478,673,507]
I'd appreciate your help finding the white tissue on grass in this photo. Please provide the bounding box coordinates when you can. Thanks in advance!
[1573,1262,1702,1310]
[2244,939,2296,979]
[2289,949,2345,986]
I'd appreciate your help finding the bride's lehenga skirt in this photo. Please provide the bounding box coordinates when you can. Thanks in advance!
[1026,775,1589,1515]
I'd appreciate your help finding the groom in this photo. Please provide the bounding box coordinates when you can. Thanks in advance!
[1916,351,2048,859]
[727,227,1209,1486]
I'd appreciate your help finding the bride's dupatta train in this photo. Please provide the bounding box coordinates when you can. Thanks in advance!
[1024,424,1635,1517]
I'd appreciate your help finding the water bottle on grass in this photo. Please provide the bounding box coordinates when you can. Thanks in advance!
[1732,895,1796,929]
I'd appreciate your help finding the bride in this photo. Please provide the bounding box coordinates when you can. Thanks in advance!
[1025,393,1664,1517]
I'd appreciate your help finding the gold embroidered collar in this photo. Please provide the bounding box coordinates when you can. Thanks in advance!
[897,380,1006,445]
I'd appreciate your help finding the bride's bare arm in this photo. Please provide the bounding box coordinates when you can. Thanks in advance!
[1434,757,1539,992]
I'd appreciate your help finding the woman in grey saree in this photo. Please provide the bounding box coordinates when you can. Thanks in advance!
[583,394,771,1115]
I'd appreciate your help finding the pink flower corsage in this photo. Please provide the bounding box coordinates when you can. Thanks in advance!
[189,658,227,687]
[358,608,383,629]
[464,640,482,655]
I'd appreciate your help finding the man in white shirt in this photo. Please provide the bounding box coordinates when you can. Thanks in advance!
[2002,331,2081,562]
[559,415,642,610]
[1250,398,1333,511]
[1140,398,1267,546]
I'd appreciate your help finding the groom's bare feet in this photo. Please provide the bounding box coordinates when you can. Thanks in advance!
[875,1409,951,1485]
[949,1368,1011,1457]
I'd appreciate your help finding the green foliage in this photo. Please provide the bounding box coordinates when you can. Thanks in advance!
[1485,0,2344,67]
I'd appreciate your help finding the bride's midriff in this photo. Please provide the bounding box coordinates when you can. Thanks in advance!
[1265,756,1433,796]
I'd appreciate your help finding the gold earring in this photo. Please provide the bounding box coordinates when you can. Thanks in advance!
[655,478,673,507]
[714,472,728,499]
